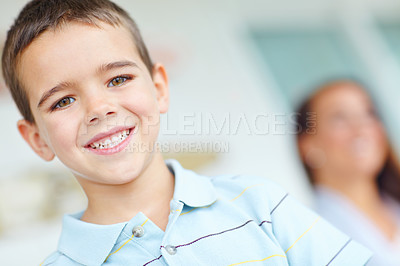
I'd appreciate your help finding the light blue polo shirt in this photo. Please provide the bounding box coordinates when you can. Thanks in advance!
[42,160,371,265]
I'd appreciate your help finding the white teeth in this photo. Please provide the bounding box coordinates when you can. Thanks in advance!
[89,129,131,150]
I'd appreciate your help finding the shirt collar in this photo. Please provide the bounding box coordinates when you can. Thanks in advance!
[167,159,217,207]
[58,212,127,266]
[57,159,217,265]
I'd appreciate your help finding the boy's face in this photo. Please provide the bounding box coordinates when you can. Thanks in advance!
[17,22,169,185]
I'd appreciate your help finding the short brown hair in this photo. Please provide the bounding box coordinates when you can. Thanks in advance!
[2,0,153,123]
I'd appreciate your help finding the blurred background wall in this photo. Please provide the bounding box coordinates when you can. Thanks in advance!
[1,0,400,264]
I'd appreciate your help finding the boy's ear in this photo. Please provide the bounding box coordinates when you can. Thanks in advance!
[152,63,169,114]
[17,119,55,161]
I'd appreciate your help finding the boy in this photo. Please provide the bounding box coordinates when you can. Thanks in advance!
[2,0,371,265]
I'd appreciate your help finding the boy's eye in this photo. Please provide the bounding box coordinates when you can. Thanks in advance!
[108,76,130,87]
[54,97,75,109]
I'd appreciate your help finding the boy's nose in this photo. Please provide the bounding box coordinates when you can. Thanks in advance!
[85,95,117,125]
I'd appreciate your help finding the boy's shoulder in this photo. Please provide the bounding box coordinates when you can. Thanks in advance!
[209,173,288,207]
[211,173,286,195]
[167,159,290,217]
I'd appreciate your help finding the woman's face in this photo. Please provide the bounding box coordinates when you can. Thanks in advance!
[303,82,389,180]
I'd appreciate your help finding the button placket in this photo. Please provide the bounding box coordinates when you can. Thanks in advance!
[160,200,183,262]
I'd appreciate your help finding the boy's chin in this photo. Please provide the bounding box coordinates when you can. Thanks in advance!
[70,166,142,186]
[69,149,161,186]
[74,173,139,186]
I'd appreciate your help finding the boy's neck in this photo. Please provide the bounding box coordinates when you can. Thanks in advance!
[77,152,175,229]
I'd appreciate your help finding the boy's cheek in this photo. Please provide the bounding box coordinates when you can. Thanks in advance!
[43,120,77,151]
[120,92,160,119]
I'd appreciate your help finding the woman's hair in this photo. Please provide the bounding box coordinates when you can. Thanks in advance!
[295,78,400,201]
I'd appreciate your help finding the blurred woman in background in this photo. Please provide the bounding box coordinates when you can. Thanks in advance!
[296,79,400,265]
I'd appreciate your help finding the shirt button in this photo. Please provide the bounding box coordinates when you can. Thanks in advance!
[132,226,145,237]
[165,245,177,255]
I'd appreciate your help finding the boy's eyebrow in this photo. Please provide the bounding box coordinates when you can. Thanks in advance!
[37,61,139,109]
[97,60,139,74]
[37,82,73,109]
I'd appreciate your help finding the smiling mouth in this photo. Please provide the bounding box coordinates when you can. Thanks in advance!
[87,128,133,150]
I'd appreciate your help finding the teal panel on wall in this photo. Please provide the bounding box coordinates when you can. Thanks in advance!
[378,22,400,59]
[251,28,368,108]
